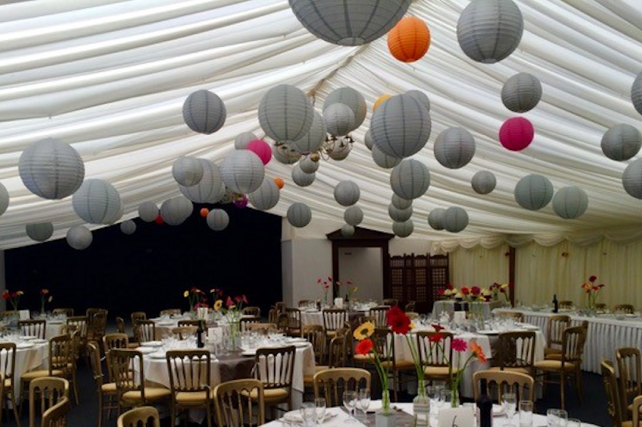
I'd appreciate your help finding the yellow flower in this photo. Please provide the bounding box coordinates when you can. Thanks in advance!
[16,291,23,296]
[48,296,53,303]
[213,299,223,311]
[352,286,358,293]
[410,322,416,330]
[500,283,509,289]
[353,321,375,341]
[183,290,189,298]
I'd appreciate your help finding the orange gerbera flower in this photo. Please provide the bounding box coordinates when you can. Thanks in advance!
[470,340,487,364]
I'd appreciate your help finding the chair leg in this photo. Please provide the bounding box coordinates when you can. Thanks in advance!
[97,392,103,427]
[170,401,176,427]
[71,370,79,404]
[575,369,583,404]
[560,371,566,410]
[9,390,21,427]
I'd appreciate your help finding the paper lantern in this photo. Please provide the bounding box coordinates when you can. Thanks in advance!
[206,209,229,231]
[364,130,373,151]
[501,73,542,113]
[138,201,159,222]
[249,177,280,211]
[552,186,589,219]
[327,142,351,161]
[434,127,476,169]
[371,94,431,158]
[182,90,226,134]
[499,117,534,151]
[457,0,524,64]
[444,207,469,233]
[26,223,54,242]
[234,132,257,150]
[299,156,319,174]
[290,111,326,154]
[387,16,431,63]
[390,159,431,200]
[200,208,209,217]
[160,196,194,226]
[601,124,642,161]
[344,206,364,226]
[246,139,272,165]
[622,158,642,199]
[514,174,554,210]
[292,164,316,187]
[0,183,8,216]
[66,225,92,250]
[155,215,164,225]
[258,84,314,143]
[405,90,430,112]
[393,220,414,238]
[272,143,302,165]
[373,94,392,111]
[372,145,402,169]
[428,208,447,230]
[180,159,225,204]
[220,151,265,195]
[324,87,367,129]
[388,204,413,222]
[289,0,411,46]
[391,194,412,210]
[341,224,355,237]
[324,103,355,137]
[172,156,204,187]
[120,220,137,235]
[72,179,122,225]
[234,195,248,209]
[19,138,85,200]
[471,171,497,195]
[274,177,285,189]
[287,203,312,228]
[631,71,642,116]
[334,181,360,206]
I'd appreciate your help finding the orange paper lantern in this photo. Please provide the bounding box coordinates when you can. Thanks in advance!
[373,94,392,111]
[274,177,285,189]
[387,16,431,63]
[200,208,209,217]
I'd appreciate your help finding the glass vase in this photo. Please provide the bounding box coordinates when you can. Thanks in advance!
[376,389,396,427]
[413,379,430,427]
[451,387,459,408]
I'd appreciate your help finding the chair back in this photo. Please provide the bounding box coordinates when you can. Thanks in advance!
[322,309,347,332]
[602,360,626,426]
[246,323,277,334]
[616,347,641,417]
[254,346,296,391]
[328,335,347,368]
[117,406,160,427]
[65,316,88,339]
[472,370,534,402]
[0,342,17,387]
[52,308,74,317]
[50,334,73,374]
[115,317,126,334]
[268,308,278,325]
[302,325,325,364]
[313,368,371,407]
[41,396,71,427]
[496,311,524,323]
[103,333,129,355]
[558,300,573,309]
[213,379,264,427]
[368,306,389,328]
[405,301,416,312]
[274,302,286,313]
[382,298,397,306]
[285,308,302,331]
[134,320,156,343]
[369,328,395,364]
[90,310,108,340]
[110,349,145,400]
[497,331,536,374]
[546,315,571,350]
[240,316,261,332]
[87,341,105,387]
[176,320,201,328]
[19,319,46,339]
[242,306,261,317]
[561,325,587,364]
[159,309,181,317]
[170,326,197,340]
[416,331,454,368]
[614,304,635,314]
[30,377,69,427]
[166,349,211,396]
[130,312,147,325]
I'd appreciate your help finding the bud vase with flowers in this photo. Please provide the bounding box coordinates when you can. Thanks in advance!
[40,289,52,315]
[211,288,248,350]
[582,275,604,310]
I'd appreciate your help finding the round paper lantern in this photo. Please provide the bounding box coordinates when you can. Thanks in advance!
[234,195,248,209]
[499,117,534,151]
[72,179,122,225]
[220,151,265,195]
[155,215,164,225]
[371,94,431,158]
[272,143,302,165]
[274,177,285,189]
[324,103,355,137]
[120,220,137,235]
[249,177,280,211]
[387,16,431,63]
[514,174,554,210]
[372,145,402,169]
[622,158,642,199]
[364,130,373,150]
[552,186,589,219]
[444,206,469,233]
[26,223,54,242]
[289,0,411,46]
[66,225,92,250]
[246,139,272,165]
[206,209,229,231]
[172,156,204,187]
[180,159,225,204]
[393,220,414,238]
[428,208,447,230]
[341,224,355,237]
[388,204,413,222]
[0,183,8,216]
[182,90,226,134]
[391,194,412,210]
[501,73,542,113]
[287,203,312,228]
[200,208,209,217]
[631,71,642,116]
[327,142,351,161]
[324,87,367,129]
[160,196,194,226]
[405,90,430,112]
[292,164,316,187]
[299,156,319,174]
[601,124,642,161]
[138,201,159,222]
[334,181,360,206]
[19,138,85,200]
[457,0,524,64]
[434,127,476,169]
[234,132,257,150]
[373,94,392,111]
[258,84,314,143]
[471,171,497,195]
[390,159,430,200]
[344,206,364,226]
[290,111,326,154]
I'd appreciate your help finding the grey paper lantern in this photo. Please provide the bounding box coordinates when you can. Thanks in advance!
[552,186,589,219]
[287,203,312,228]
[0,183,8,217]
[138,201,159,222]
[324,87,367,129]
[632,71,642,116]
[66,225,92,250]
[405,90,431,112]
[220,151,265,195]
[160,196,194,226]
[334,181,360,206]
[182,90,226,134]
[172,156,204,187]
[289,0,410,46]
[389,204,413,222]
[514,174,554,210]
[371,94,431,158]
[344,206,364,226]
[390,159,431,200]
[272,143,302,165]
[622,158,642,199]
[327,142,351,161]
[434,127,476,169]
[258,84,314,143]
[372,145,402,169]
[444,206,469,233]
[299,156,319,174]
[120,220,137,235]
[341,224,355,237]
[19,138,85,200]
[364,130,373,151]
[457,0,524,64]
[391,194,412,210]
[26,223,54,242]
[292,164,316,187]
[324,103,355,137]
[601,124,642,161]
[471,171,497,195]
[207,209,229,231]
[248,177,280,211]
[290,111,326,154]
[180,159,225,204]
[72,179,122,225]
[501,73,542,113]
[428,208,447,230]
[234,132,258,150]
[393,220,414,238]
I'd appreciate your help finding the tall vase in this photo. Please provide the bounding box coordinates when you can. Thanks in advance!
[375,389,396,427]
[451,387,460,408]
[413,379,430,427]
[227,320,241,351]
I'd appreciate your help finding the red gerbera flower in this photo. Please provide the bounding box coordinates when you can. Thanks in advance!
[386,306,411,335]
[451,338,467,352]
[461,287,470,295]
[589,275,597,282]
[471,286,481,296]
[355,338,374,355]
[432,324,444,333]
[446,283,453,290]
[429,333,444,343]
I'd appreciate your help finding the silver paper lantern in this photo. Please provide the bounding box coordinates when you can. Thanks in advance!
[290,111,326,154]
[287,203,312,228]
[601,124,642,161]
[457,0,524,64]
[324,103,355,137]
[66,225,92,250]
[444,206,469,233]
[327,141,351,161]
[471,171,497,195]
[160,196,194,226]
[334,181,360,206]
[299,156,319,174]
[372,145,402,169]
[220,151,265,195]
[258,84,314,143]
[344,206,364,226]
[405,90,431,112]
[324,87,367,129]
[19,138,85,200]
[289,0,411,46]
[428,208,447,230]
[72,179,122,225]
[514,174,554,210]
[292,164,316,187]
[182,90,226,134]
[391,194,412,210]
[364,130,373,151]
[552,186,589,219]
[388,204,413,222]
[120,220,137,235]
[206,209,229,231]
[234,132,258,150]
[371,94,431,158]
[0,182,8,216]
[138,201,159,222]
[341,224,355,237]
[180,159,225,204]
[622,158,642,199]
[434,127,476,169]
[501,73,542,113]
[272,143,302,165]
[393,220,414,238]
[26,223,54,242]
[632,71,642,116]
[172,156,204,187]
[390,159,431,200]
[248,177,280,211]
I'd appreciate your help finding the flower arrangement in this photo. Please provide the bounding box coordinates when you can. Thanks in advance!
[490,282,510,303]
[582,275,605,309]
[183,287,207,312]
[2,289,24,311]
[210,288,248,321]
[385,307,427,397]
[353,320,393,414]
[317,277,332,306]
[338,279,356,300]
[40,289,53,314]
[438,284,456,300]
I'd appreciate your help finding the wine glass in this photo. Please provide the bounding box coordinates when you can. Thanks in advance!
[547,408,568,427]
[439,390,452,412]
[300,402,315,426]
[343,390,358,423]
[502,392,517,420]
[314,397,326,426]
[519,400,533,427]
[357,388,371,423]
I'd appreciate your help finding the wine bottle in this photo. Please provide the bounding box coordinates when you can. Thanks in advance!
[553,294,559,313]
[477,379,492,427]
[196,321,205,348]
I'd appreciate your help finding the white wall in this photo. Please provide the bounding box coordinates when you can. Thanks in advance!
[389,238,430,256]
[338,247,383,302]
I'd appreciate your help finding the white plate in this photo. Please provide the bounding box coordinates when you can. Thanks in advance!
[140,341,162,347]
[17,342,34,349]
[32,339,47,344]
[283,410,336,423]
[492,404,505,417]
[149,352,166,359]
[286,338,308,343]
[156,321,174,326]
[521,325,539,330]
[21,336,36,340]
[477,330,500,335]
[135,347,156,354]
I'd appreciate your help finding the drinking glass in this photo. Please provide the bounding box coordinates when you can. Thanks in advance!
[300,402,316,427]
[357,388,371,423]
[314,397,326,426]
[518,400,533,427]
[439,390,452,410]
[343,390,358,423]
[502,392,517,420]
[547,408,568,427]
[567,419,581,427]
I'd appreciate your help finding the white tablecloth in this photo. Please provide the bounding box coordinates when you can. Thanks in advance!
[1,342,48,396]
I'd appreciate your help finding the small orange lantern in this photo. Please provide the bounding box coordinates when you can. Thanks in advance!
[274,177,284,189]
[373,94,392,111]
[200,208,209,217]
[387,16,431,63]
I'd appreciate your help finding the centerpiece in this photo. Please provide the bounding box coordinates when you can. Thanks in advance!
[2,289,23,312]
[582,275,605,310]
[317,276,332,307]
[211,288,248,350]
[183,287,207,314]
[40,288,52,315]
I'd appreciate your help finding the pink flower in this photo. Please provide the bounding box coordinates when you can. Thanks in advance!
[451,338,467,352]
[225,296,234,308]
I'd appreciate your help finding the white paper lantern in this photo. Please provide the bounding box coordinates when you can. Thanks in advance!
[622,158,642,199]
[324,103,355,137]
[324,87,367,129]
[72,179,122,225]
[180,159,225,204]
[207,209,229,231]
[234,132,258,150]
[26,223,54,242]
[601,124,642,161]
[364,130,373,151]
[182,90,226,134]
[344,206,364,226]
[389,204,413,222]
[292,164,316,187]
[514,174,554,210]
[341,224,355,237]
[19,138,85,200]
[428,208,447,230]
[471,171,497,195]
[391,194,412,210]
[249,177,280,211]
[393,220,414,238]
[390,159,431,200]
[444,206,469,233]
[138,201,159,222]
[120,220,137,235]
[289,0,410,46]
[434,127,476,169]
[220,151,265,195]
[372,145,402,169]
[272,143,302,165]
[299,156,319,174]
[287,203,312,228]
[334,181,360,206]
[457,0,524,64]
[172,156,204,187]
[501,73,542,113]
[327,141,352,161]
[405,90,431,112]
[259,84,314,143]
[290,111,327,154]
[0,183,8,217]
[66,225,92,250]
[160,196,194,226]
[552,186,589,219]
[632,71,642,116]
[371,94,431,158]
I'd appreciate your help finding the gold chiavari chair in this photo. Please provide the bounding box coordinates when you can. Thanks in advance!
[29,377,69,427]
[491,331,536,377]
[214,379,264,427]
[41,396,71,427]
[248,346,295,417]
[133,320,156,344]
[242,306,261,317]
[368,306,389,328]
[166,349,212,427]
[117,406,160,427]
[88,341,118,427]
[0,342,20,426]
[602,360,627,427]
[313,368,371,407]
[472,370,534,402]
[322,309,347,340]
[616,347,641,420]
[544,315,571,359]
[19,319,46,340]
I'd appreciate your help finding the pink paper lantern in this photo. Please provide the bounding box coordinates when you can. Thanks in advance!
[499,117,534,151]
[246,139,272,165]
[234,195,248,209]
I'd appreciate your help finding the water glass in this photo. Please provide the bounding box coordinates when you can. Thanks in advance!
[314,397,326,425]
[547,408,568,427]
[502,392,517,420]
[300,402,316,426]
[357,388,371,422]
[518,400,533,427]
[439,390,452,409]
[343,390,357,423]
[567,419,581,427]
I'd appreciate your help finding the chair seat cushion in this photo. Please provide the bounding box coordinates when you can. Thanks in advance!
[545,353,563,361]
[121,387,171,404]
[22,370,65,380]
[353,354,370,362]
[533,360,577,371]
[242,387,289,403]
[544,347,562,355]
[379,360,415,370]
[304,366,329,384]
[424,366,459,377]
[489,366,530,375]
[101,382,117,393]
[176,390,209,403]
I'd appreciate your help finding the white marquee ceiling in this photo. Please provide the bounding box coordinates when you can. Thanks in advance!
[0,0,641,249]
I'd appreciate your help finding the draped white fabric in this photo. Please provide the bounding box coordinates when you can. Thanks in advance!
[0,1,641,249]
